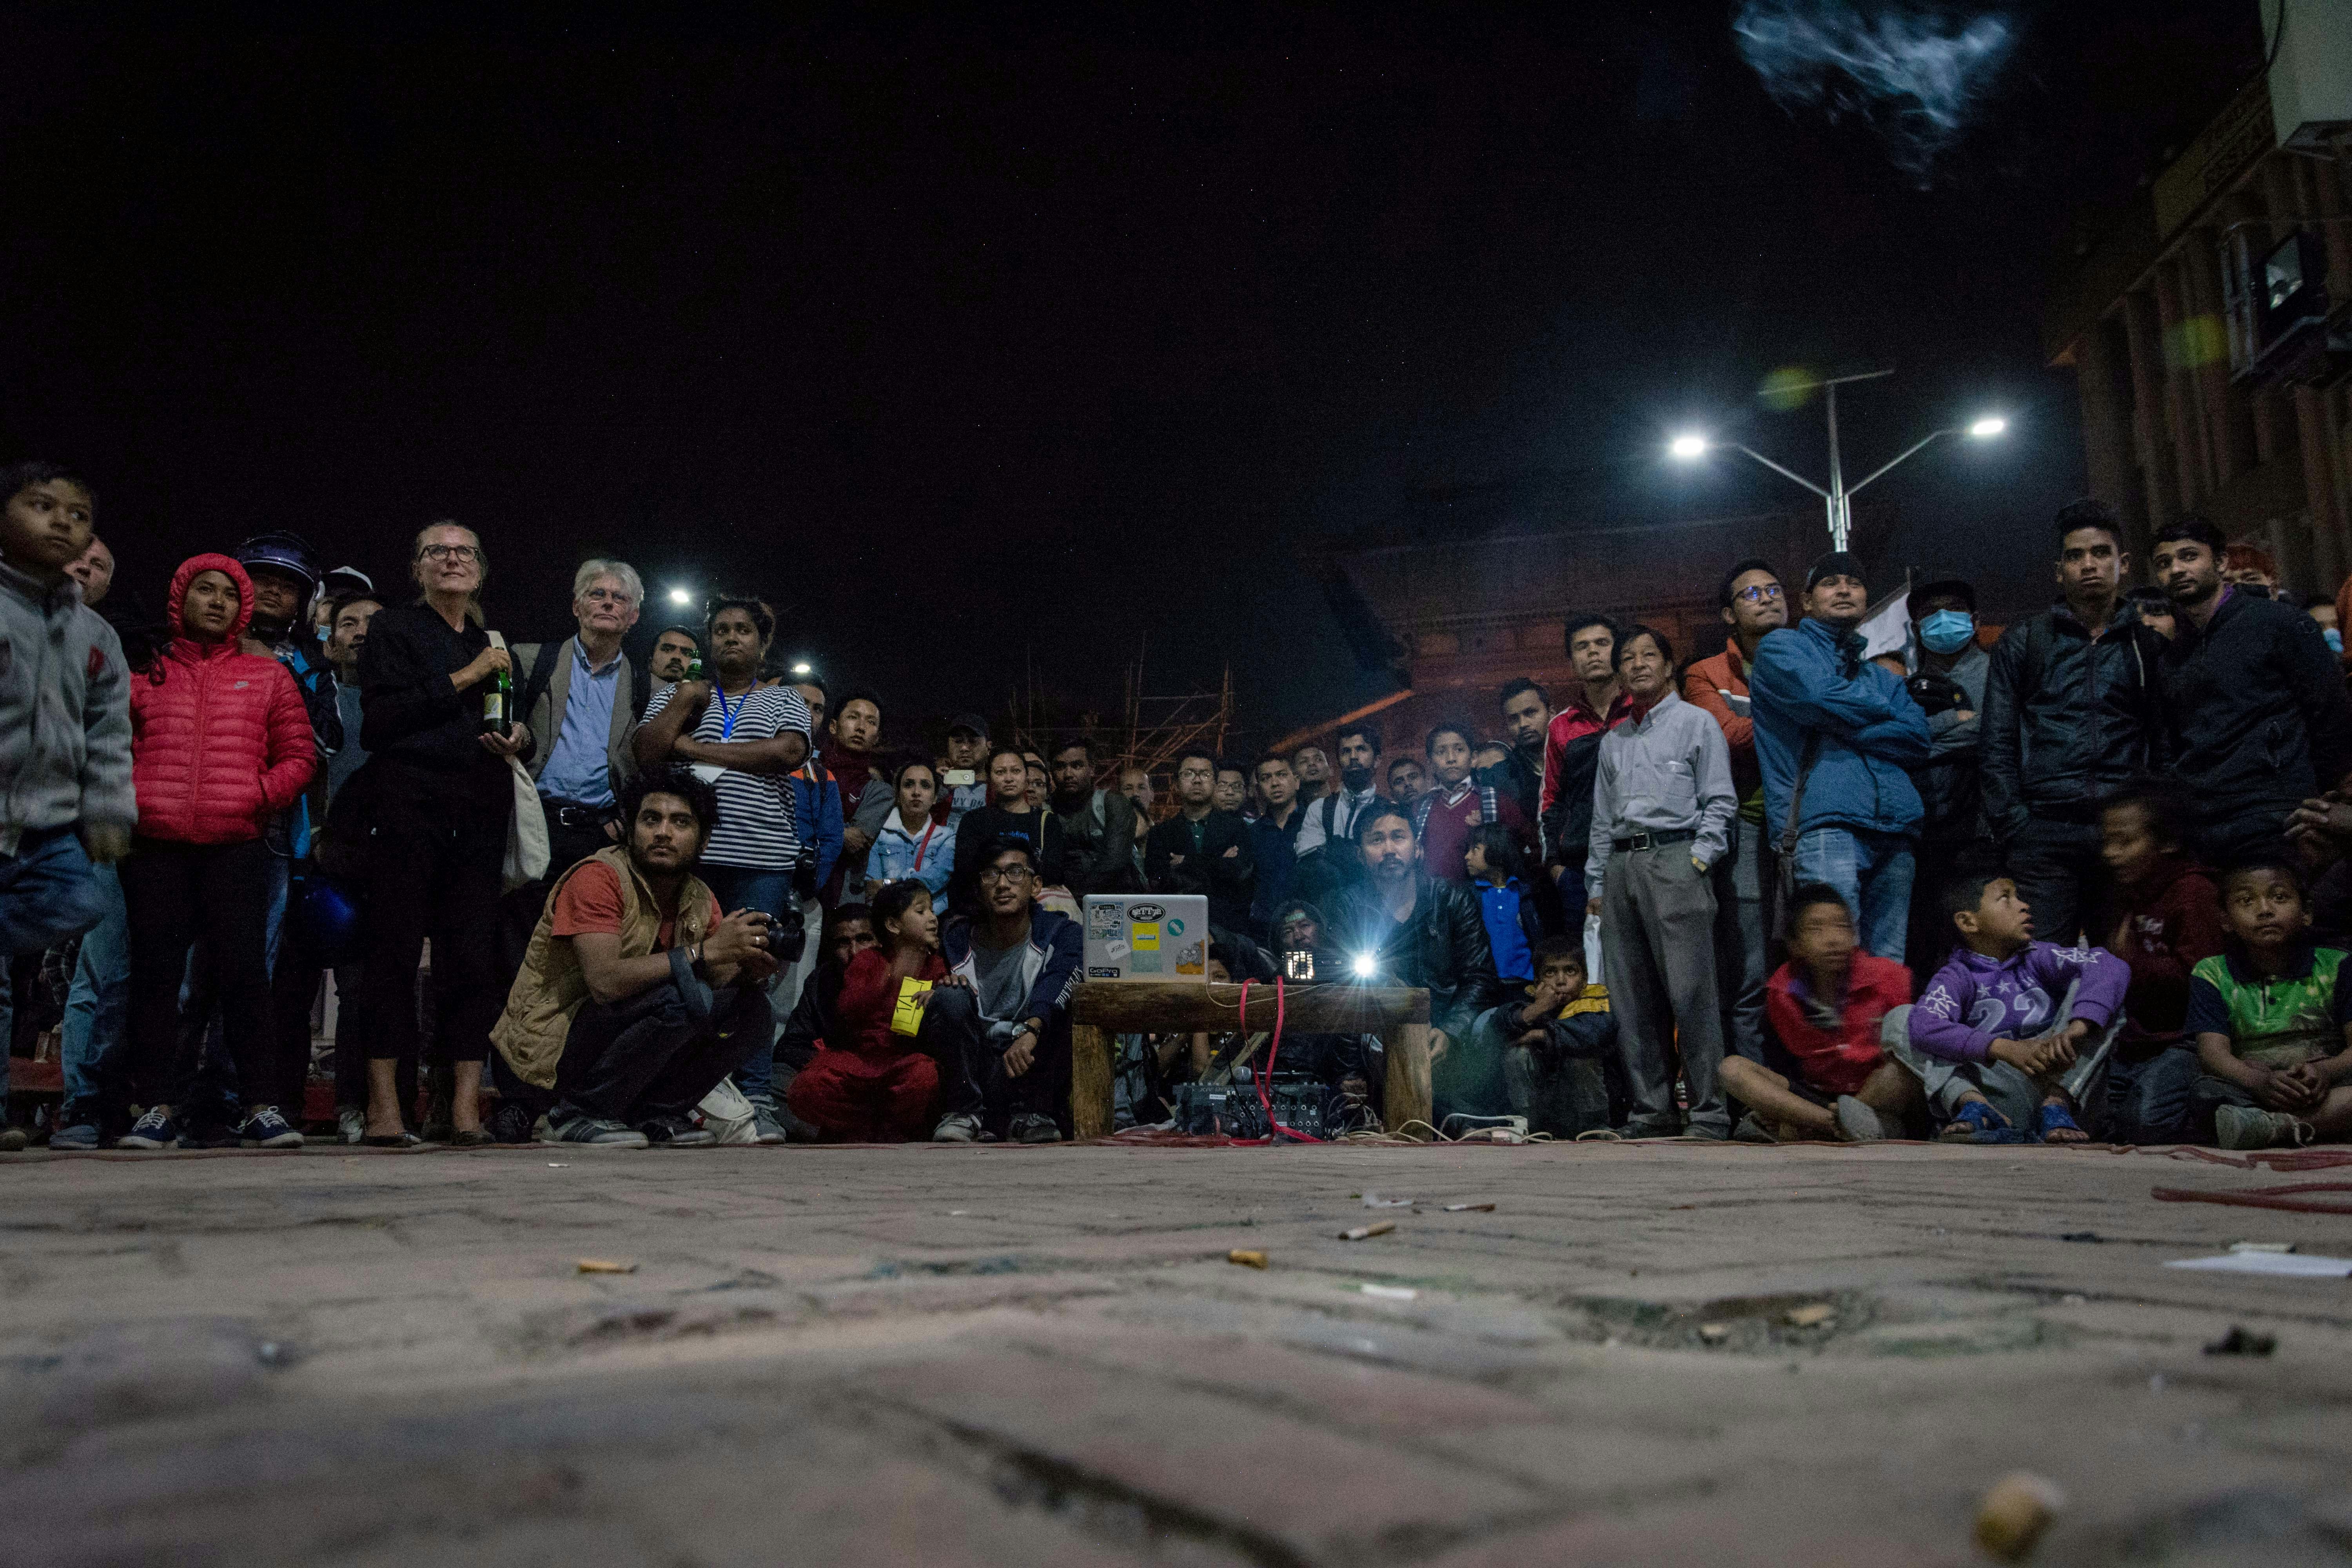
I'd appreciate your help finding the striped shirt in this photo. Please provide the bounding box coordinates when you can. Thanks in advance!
[640,681,814,871]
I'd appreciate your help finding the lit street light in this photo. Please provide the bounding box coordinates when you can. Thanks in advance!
[790,661,813,676]
[667,586,693,606]
[1665,369,2009,552]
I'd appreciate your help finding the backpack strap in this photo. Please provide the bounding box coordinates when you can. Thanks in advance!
[518,639,561,735]
[1777,733,1822,861]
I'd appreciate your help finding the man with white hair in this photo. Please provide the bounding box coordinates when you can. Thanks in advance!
[503,561,647,966]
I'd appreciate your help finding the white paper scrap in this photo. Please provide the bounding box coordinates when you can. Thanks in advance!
[1358,1284,1419,1300]
[2165,1252,2352,1277]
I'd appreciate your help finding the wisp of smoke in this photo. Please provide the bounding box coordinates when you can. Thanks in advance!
[1732,0,2016,181]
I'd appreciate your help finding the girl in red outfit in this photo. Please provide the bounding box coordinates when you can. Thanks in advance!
[786,880,949,1140]
[113,557,317,1151]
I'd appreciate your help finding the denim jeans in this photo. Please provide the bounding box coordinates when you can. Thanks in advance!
[1792,827,1915,962]
[2107,1046,2203,1144]
[58,860,129,1120]
[0,826,111,1119]
[698,864,796,1106]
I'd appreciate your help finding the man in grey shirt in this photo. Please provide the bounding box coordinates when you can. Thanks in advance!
[1587,624,1738,1138]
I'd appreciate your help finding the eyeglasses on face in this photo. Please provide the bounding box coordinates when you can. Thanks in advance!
[978,866,1034,885]
[418,544,482,563]
[1735,583,1783,604]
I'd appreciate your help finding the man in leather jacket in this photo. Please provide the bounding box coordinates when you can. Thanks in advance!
[1330,802,1500,1106]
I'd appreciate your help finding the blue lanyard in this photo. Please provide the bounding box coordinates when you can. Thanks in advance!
[711,684,750,741]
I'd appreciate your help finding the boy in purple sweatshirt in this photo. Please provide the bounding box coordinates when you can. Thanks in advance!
[1882,870,2130,1143]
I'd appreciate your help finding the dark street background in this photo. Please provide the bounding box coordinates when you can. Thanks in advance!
[0,3,2267,746]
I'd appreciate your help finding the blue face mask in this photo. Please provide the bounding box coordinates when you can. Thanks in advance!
[1918,609,1975,655]
[2328,627,2344,655]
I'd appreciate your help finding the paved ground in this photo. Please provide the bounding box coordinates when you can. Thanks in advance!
[4,1139,2352,1566]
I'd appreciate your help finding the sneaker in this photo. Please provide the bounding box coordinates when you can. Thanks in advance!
[640,1114,717,1148]
[118,1107,180,1150]
[1833,1096,1897,1143]
[2215,1103,2312,1151]
[48,1121,101,1152]
[1731,1112,1777,1144]
[336,1105,367,1146]
[236,1106,305,1149]
[1009,1112,1062,1145]
[539,1110,649,1148]
[749,1101,789,1146]
[485,1101,537,1145]
[932,1111,982,1143]
[0,1127,25,1152]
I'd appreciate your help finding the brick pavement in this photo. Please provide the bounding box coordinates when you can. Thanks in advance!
[2,1140,2350,1566]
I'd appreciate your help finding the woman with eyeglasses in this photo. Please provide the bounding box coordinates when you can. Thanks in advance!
[345,521,531,1145]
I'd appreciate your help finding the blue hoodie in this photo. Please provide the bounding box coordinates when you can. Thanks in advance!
[1750,616,1933,842]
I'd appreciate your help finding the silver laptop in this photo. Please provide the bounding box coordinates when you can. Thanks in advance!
[1082,895,1210,982]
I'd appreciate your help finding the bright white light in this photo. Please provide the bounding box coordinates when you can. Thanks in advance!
[1350,953,1378,979]
[1967,416,2007,438]
[667,586,693,606]
[1668,433,1708,461]
[790,661,813,676]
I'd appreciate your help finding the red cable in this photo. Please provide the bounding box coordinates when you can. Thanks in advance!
[1236,975,1322,1143]
[2152,1180,2352,1214]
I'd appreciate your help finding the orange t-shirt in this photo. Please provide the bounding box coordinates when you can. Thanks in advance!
[550,860,720,952]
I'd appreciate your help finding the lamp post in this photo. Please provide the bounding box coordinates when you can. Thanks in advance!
[1667,370,2009,552]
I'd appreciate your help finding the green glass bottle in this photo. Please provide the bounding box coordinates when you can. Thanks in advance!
[483,659,512,733]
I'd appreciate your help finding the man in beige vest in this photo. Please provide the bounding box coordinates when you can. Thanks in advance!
[493,763,779,1147]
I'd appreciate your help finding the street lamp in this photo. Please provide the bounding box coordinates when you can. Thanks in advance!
[667,586,693,606]
[789,661,813,676]
[1665,369,2009,552]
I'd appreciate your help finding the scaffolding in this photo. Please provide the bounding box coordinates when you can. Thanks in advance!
[1000,636,1234,785]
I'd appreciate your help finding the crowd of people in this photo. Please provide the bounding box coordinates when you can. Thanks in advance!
[7,458,2352,1154]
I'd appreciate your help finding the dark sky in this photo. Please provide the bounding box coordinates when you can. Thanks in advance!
[2,2,2265,748]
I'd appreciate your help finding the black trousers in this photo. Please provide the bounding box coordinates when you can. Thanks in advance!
[356,758,509,1070]
[553,968,772,1124]
[119,838,276,1114]
[2002,817,2102,949]
[499,805,615,977]
[920,986,1067,1131]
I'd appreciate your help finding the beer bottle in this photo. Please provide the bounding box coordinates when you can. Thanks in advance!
[483,659,512,733]
[685,653,704,682]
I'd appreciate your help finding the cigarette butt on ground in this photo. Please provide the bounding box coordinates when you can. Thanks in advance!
[576,1259,639,1275]
[1974,1472,2064,1563]
[1338,1221,1397,1241]
[1785,1303,1836,1328]
[1443,1202,1496,1212]
[1227,1249,1269,1269]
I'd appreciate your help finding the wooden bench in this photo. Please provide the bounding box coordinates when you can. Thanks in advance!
[1068,980,1433,1140]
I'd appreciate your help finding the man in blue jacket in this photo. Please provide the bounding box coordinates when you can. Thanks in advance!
[936,836,1084,1143]
[1750,552,1934,960]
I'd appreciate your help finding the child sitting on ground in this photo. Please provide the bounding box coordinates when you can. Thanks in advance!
[2097,782,2226,1143]
[1464,823,1542,985]
[1722,883,1920,1142]
[1474,936,1617,1137]
[786,880,948,1141]
[1885,872,2129,1143]
[2186,854,2352,1149]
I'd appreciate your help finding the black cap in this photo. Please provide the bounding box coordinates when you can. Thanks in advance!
[1907,577,1976,621]
[947,711,989,738]
[1805,550,1866,592]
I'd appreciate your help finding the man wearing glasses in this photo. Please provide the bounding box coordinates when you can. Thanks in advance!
[1684,558,1786,1066]
[933,837,1083,1143]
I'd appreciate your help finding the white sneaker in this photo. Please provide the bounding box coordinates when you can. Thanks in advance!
[337,1105,366,1146]
[933,1112,981,1143]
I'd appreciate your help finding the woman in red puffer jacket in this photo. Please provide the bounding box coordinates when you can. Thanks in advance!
[113,555,318,1152]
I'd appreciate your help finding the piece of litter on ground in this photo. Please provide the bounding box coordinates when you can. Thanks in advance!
[547,1163,568,1168]
[1974,1472,2065,1563]
[2203,1325,2278,1356]
[1699,1322,1731,1342]
[1360,1192,1414,1208]
[1226,1249,1268,1269]
[949,1210,968,1216]
[2060,1230,2103,1243]
[2230,1240,2296,1254]
[1338,1221,1397,1241]
[1785,1303,1836,1328]
[1442,1201,1496,1212]
[575,1259,638,1275]
[1359,1283,1417,1300]
[2166,1252,2352,1277]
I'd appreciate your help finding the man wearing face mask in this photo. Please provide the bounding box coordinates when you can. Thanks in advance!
[1889,579,1991,973]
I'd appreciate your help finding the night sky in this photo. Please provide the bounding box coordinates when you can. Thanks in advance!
[2,3,2266,749]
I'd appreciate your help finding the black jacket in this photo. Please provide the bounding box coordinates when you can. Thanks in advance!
[1979,603,2167,837]
[1332,872,1501,1043]
[2160,589,2352,827]
[1145,808,1258,933]
[1537,730,1608,870]
[949,804,1066,916]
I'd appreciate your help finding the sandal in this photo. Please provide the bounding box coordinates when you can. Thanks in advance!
[2034,1102,2089,1144]
[1940,1101,2024,1144]
[449,1129,496,1148]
